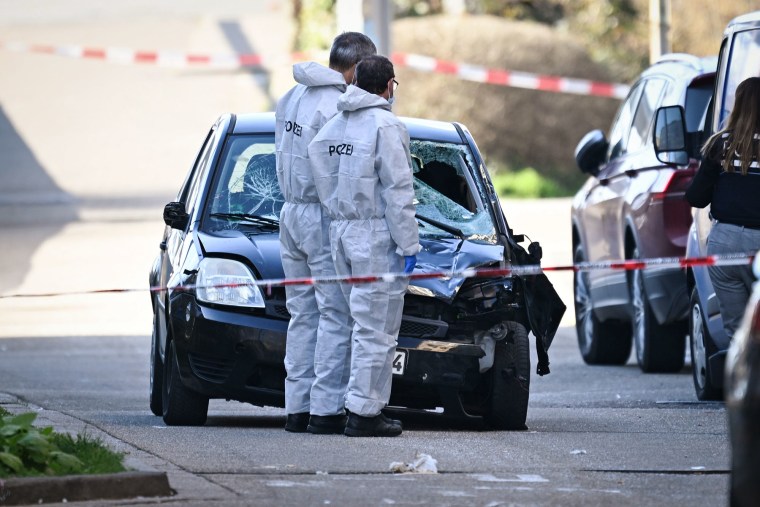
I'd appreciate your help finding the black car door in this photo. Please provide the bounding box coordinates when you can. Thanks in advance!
[156,122,225,345]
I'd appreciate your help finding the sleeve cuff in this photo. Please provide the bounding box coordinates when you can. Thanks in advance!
[396,243,422,257]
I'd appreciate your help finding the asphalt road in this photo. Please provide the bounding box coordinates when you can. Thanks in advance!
[0,2,730,506]
[0,329,729,506]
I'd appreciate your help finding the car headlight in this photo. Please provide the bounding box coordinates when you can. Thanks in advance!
[196,258,265,308]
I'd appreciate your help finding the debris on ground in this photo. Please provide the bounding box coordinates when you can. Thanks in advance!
[389,453,438,474]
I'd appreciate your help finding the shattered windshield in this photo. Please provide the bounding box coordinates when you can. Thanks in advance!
[201,134,496,241]
[203,134,283,233]
[411,140,495,241]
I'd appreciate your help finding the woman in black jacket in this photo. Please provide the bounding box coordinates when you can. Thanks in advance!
[686,76,760,339]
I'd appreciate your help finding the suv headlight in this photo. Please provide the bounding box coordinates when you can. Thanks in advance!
[196,258,265,308]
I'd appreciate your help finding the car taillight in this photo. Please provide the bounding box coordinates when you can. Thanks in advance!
[652,169,695,246]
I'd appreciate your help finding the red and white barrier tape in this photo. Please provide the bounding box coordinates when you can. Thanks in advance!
[0,41,269,68]
[391,52,629,99]
[0,253,753,300]
[0,41,629,99]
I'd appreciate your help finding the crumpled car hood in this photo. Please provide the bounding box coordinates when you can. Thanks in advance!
[414,238,505,302]
[198,230,503,301]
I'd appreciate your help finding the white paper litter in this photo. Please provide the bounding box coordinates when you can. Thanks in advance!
[389,453,438,474]
[570,449,587,455]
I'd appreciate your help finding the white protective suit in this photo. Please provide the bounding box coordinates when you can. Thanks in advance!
[308,85,421,416]
[275,62,352,417]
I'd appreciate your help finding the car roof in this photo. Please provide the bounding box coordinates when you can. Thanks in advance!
[726,10,760,33]
[642,53,717,82]
[231,111,465,144]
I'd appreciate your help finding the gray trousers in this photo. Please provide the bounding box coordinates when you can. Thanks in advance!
[330,218,408,417]
[706,221,760,339]
[280,202,352,416]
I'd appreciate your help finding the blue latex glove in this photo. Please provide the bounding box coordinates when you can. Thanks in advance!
[404,255,417,274]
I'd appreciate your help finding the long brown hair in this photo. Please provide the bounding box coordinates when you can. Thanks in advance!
[701,77,760,175]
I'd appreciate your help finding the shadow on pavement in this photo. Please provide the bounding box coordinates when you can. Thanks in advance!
[0,104,79,293]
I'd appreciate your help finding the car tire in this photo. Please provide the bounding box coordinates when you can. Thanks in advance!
[630,247,685,373]
[485,321,530,430]
[149,312,164,417]
[574,243,632,365]
[162,339,208,426]
[689,287,723,400]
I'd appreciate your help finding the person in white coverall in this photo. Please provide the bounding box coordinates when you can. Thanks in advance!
[275,32,377,435]
[308,55,420,437]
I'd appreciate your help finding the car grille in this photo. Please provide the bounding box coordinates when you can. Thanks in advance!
[399,316,448,338]
[188,354,235,383]
[273,304,291,318]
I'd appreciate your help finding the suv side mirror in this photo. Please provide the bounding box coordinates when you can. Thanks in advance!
[574,130,608,177]
[653,105,689,166]
[163,201,190,230]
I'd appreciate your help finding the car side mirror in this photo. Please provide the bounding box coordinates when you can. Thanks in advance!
[528,241,543,262]
[574,130,608,177]
[163,201,189,230]
[653,105,689,166]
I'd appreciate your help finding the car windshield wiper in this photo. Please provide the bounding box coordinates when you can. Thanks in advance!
[209,212,280,228]
[415,213,466,239]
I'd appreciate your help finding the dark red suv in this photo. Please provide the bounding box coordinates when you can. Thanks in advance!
[571,54,716,373]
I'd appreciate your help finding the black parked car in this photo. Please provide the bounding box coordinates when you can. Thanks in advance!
[725,252,760,507]
[149,112,565,429]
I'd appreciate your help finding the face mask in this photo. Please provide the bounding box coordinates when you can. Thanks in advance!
[388,96,395,106]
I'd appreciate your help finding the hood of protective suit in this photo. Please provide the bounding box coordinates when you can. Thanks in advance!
[337,85,392,113]
[293,62,346,88]
[275,62,347,204]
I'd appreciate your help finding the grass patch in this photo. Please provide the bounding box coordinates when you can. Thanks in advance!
[0,411,126,478]
[51,433,127,476]
[491,167,568,198]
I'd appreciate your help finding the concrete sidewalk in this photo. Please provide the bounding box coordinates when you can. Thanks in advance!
[0,392,172,505]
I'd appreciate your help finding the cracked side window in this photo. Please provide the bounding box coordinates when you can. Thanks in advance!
[411,140,496,241]
[204,134,283,232]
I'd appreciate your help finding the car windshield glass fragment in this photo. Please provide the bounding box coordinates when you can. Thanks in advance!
[204,134,283,233]
[411,140,495,241]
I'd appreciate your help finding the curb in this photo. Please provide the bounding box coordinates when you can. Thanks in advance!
[0,394,175,505]
[0,471,173,506]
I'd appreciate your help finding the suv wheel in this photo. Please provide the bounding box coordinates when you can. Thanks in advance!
[485,321,530,430]
[162,340,209,426]
[630,247,685,373]
[689,287,723,400]
[574,243,631,365]
[149,312,164,417]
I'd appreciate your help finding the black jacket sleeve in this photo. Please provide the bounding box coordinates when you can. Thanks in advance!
[685,143,722,208]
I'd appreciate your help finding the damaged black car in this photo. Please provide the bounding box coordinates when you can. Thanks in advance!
[148,112,565,429]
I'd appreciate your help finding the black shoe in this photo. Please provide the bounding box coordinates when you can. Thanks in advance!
[285,412,309,433]
[307,414,347,435]
[345,409,401,428]
[380,411,401,426]
[344,413,402,437]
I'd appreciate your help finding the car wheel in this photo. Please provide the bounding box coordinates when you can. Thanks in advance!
[149,312,164,416]
[162,339,208,426]
[689,287,722,400]
[630,247,685,373]
[485,321,530,430]
[573,243,632,365]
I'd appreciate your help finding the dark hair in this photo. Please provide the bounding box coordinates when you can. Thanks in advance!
[702,76,760,174]
[354,55,394,95]
[329,32,377,73]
